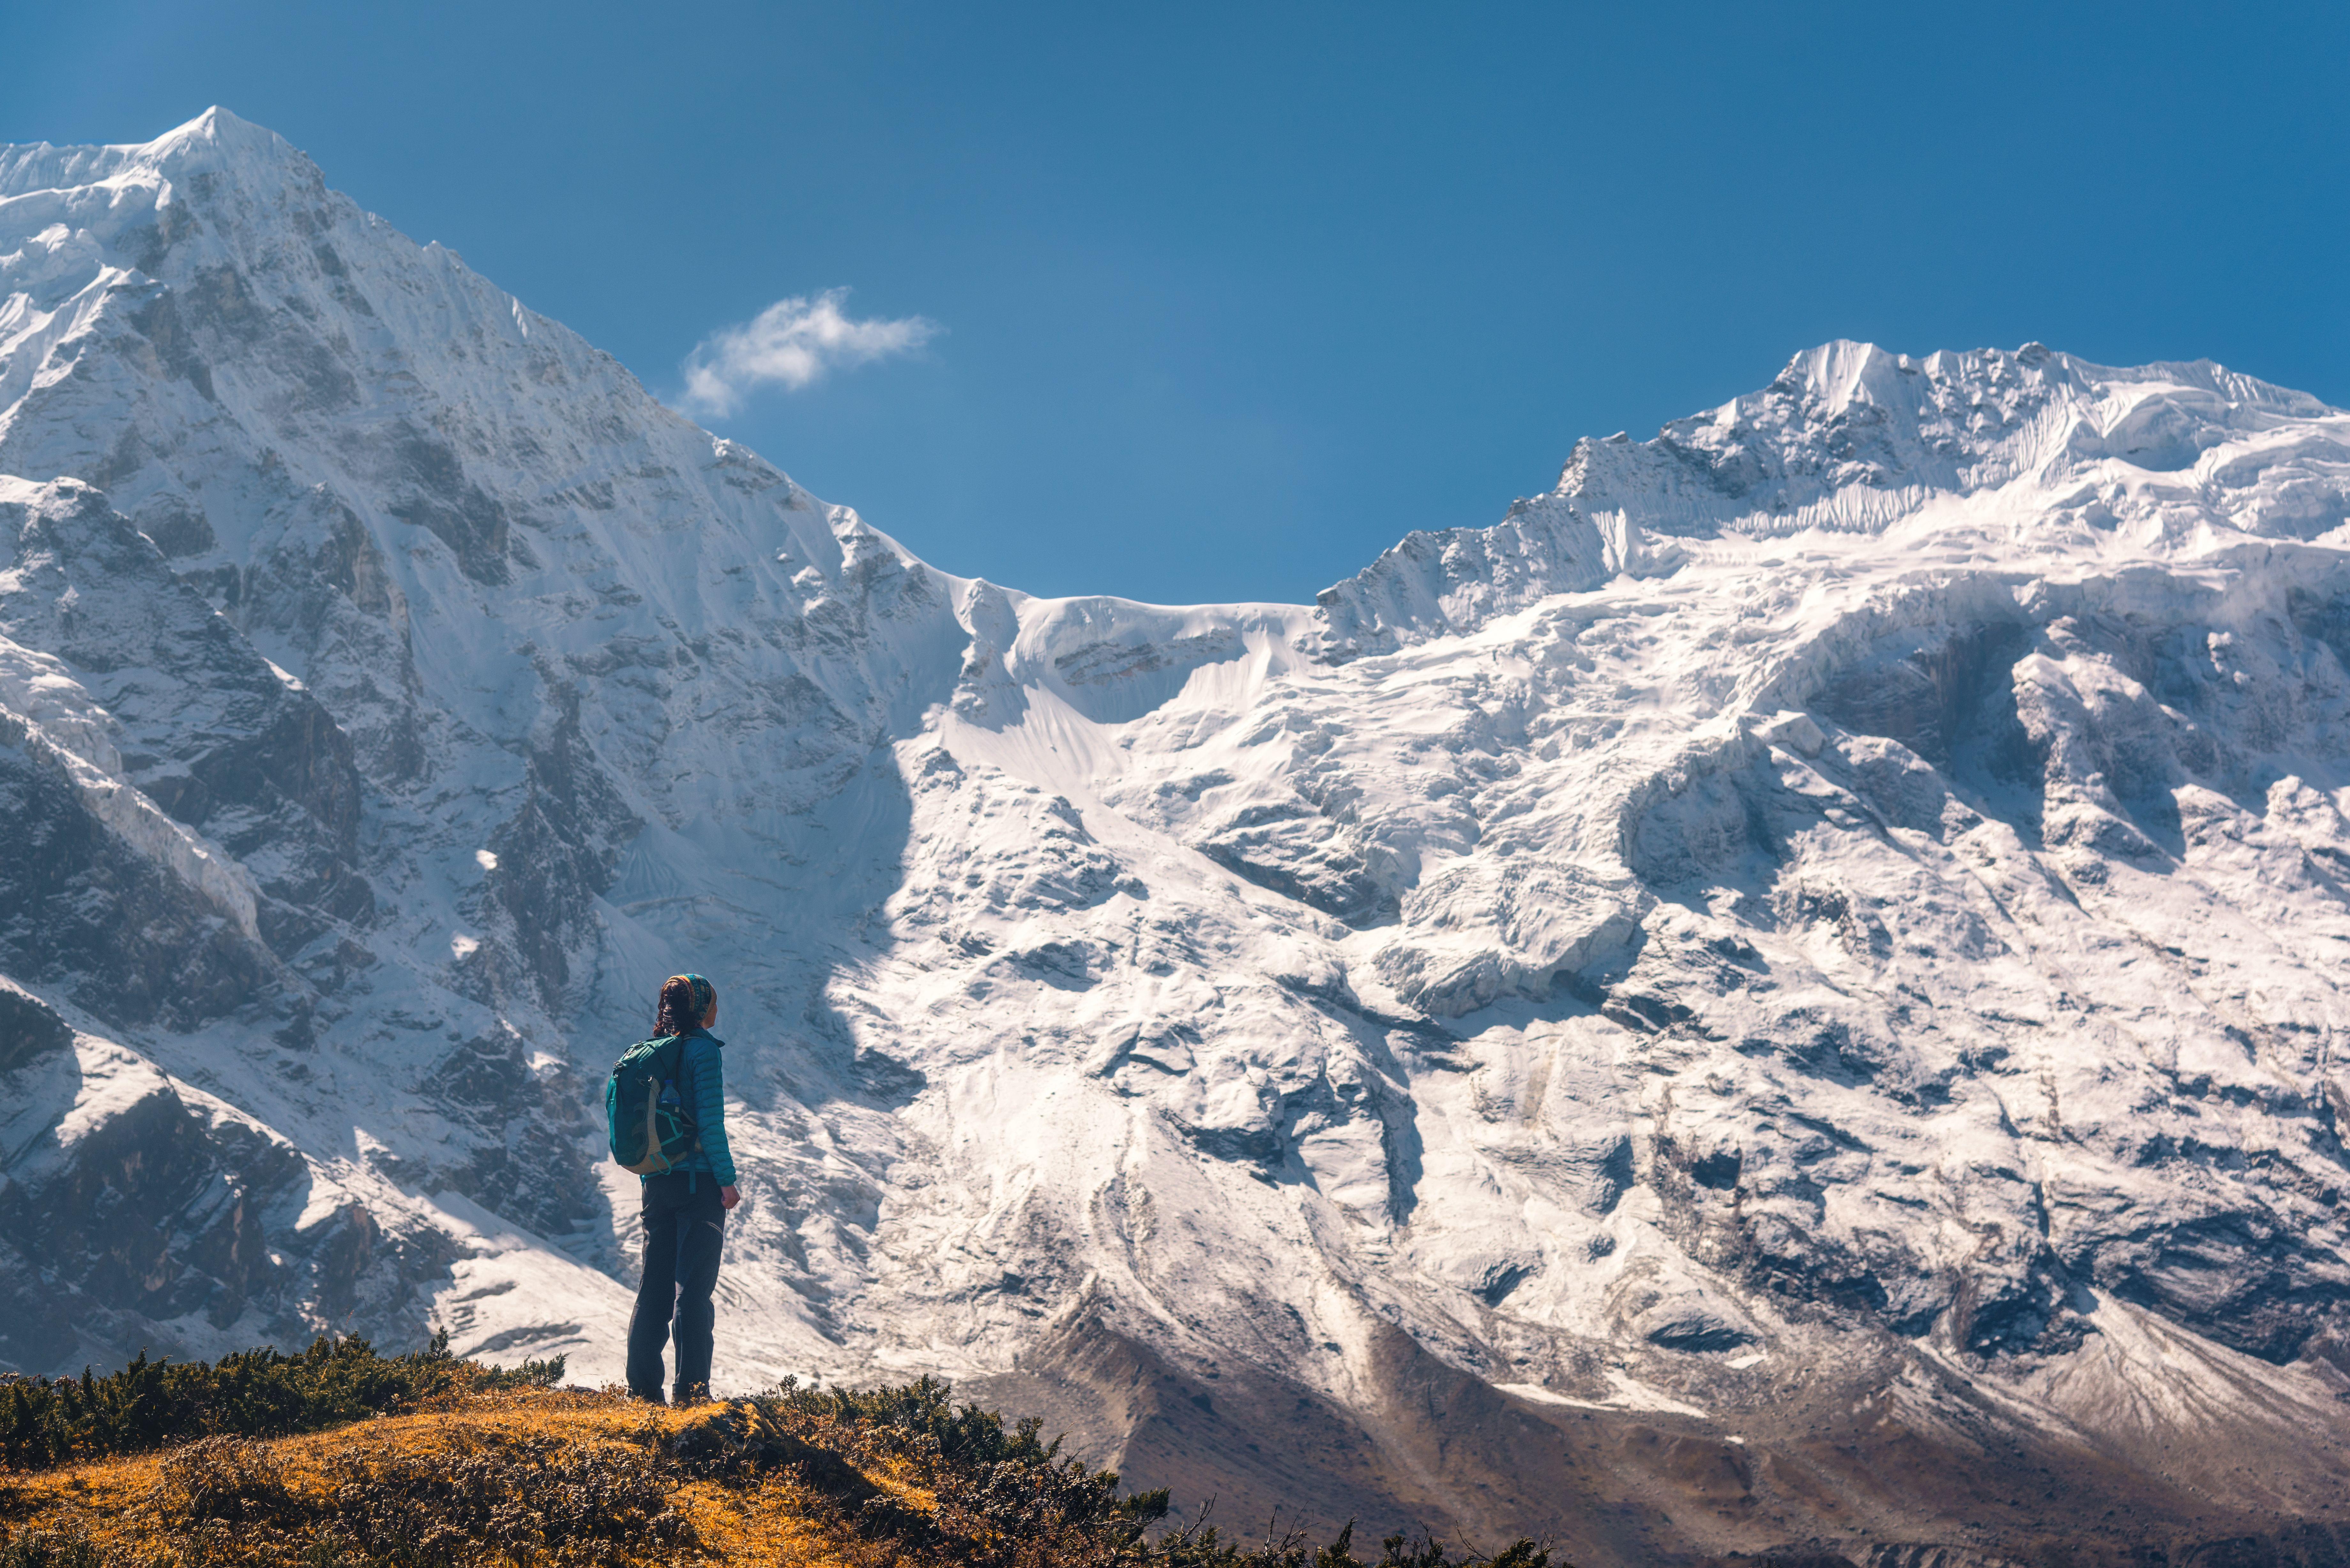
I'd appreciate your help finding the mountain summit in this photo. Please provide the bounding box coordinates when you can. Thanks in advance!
[2,111,2347,1564]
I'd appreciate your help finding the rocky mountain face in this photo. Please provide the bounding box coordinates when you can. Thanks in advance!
[4,110,2349,1564]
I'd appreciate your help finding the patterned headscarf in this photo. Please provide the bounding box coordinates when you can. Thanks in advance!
[655,972,717,1035]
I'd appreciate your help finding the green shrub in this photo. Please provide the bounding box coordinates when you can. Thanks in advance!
[0,1331,564,1471]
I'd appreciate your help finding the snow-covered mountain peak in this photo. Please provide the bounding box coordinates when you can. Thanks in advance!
[0,106,306,201]
[121,105,297,175]
[1781,337,1923,416]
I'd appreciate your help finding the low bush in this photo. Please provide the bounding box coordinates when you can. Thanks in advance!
[318,1426,688,1565]
[0,1331,562,1471]
[152,1435,300,1526]
[672,1377,1162,1568]
[0,1528,104,1568]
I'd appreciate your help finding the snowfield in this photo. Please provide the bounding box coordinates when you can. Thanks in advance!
[2,109,2346,1562]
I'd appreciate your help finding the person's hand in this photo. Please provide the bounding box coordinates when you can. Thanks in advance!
[719,1185,741,1211]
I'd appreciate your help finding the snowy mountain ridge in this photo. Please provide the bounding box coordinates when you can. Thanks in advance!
[1318,337,2344,658]
[3,109,2349,1563]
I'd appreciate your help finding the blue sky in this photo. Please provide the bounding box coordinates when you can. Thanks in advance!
[5,2,2343,604]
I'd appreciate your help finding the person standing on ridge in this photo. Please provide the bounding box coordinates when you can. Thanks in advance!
[623,972,739,1404]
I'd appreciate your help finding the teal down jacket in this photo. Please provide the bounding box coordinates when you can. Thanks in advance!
[647,1025,736,1186]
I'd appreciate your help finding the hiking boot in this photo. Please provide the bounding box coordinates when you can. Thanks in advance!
[629,1387,667,1405]
[671,1381,711,1406]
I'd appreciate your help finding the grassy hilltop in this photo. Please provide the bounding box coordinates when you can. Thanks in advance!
[0,1340,1550,1568]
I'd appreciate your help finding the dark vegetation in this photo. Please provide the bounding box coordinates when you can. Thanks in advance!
[0,1342,1560,1568]
[135,1425,685,1566]
[684,1375,1556,1568]
[0,1331,560,1471]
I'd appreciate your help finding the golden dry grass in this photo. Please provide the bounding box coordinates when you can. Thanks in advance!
[0,1387,939,1568]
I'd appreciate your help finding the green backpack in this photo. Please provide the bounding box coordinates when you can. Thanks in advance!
[605,1035,701,1174]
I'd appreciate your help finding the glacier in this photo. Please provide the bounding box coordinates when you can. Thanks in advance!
[2,109,2348,1564]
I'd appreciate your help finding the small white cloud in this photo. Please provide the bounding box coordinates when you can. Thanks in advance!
[475,849,499,872]
[451,934,480,960]
[679,288,938,417]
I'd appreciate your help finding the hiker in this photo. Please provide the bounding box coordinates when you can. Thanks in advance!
[621,972,739,1404]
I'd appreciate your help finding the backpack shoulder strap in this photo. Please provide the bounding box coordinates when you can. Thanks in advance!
[662,1033,701,1119]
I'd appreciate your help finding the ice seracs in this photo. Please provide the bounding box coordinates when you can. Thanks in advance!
[1,108,2347,1563]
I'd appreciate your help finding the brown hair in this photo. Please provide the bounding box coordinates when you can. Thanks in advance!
[654,973,715,1037]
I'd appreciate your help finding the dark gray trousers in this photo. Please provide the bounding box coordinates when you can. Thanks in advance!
[626,1172,725,1399]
